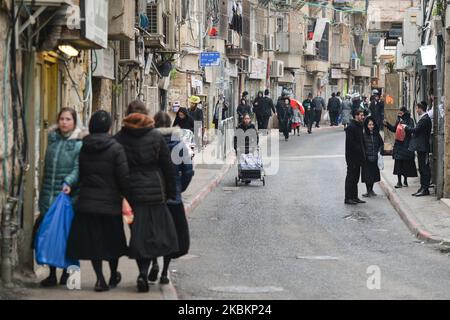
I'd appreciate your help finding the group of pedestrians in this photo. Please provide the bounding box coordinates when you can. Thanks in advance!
[345,100,433,205]
[34,100,194,293]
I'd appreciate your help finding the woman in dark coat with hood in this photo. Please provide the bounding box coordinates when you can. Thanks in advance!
[115,100,178,293]
[173,107,194,132]
[362,116,384,197]
[237,98,252,124]
[67,111,131,292]
[384,107,418,188]
[276,97,294,141]
[149,111,194,285]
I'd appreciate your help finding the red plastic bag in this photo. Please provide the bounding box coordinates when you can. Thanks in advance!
[395,124,406,142]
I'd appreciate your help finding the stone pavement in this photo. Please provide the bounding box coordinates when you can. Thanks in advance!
[380,156,450,245]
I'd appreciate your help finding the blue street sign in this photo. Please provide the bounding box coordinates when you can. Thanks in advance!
[200,52,221,67]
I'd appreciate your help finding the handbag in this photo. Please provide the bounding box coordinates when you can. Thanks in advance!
[395,124,406,142]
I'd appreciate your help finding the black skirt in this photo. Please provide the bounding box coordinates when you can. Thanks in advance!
[167,203,190,259]
[393,159,418,177]
[362,161,381,184]
[128,203,179,260]
[66,212,128,261]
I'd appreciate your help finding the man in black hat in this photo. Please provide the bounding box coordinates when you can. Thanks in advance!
[405,101,432,197]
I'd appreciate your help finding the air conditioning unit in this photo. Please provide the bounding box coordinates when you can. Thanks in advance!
[264,34,274,51]
[247,57,254,74]
[271,60,284,78]
[119,40,140,65]
[304,40,316,56]
[351,57,360,70]
[252,41,258,57]
[403,7,422,55]
[371,65,378,78]
[242,58,250,73]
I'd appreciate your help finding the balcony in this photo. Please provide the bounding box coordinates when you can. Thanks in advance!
[226,46,248,61]
[351,65,372,78]
[305,56,330,74]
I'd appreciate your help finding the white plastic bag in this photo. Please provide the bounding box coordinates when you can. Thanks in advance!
[377,152,384,170]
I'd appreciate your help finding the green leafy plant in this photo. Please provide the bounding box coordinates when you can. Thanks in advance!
[385,60,395,74]
[112,83,123,96]
[170,68,177,81]
[433,0,444,16]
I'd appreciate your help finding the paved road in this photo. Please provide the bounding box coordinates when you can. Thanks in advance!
[170,127,450,300]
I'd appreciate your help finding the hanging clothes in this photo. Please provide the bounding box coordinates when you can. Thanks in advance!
[229,1,243,35]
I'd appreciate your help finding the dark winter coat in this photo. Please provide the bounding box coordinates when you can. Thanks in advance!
[234,123,259,154]
[237,103,252,122]
[385,113,415,160]
[276,102,294,134]
[363,117,384,163]
[406,113,432,153]
[158,127,194,205]
[115,114,177,205]
[369,100,385,130]
[257,96,276,117]
[345,119,366,165]
[312,96,326,111]
[76,133,131,215]
[327,97,342,113]
[188,107,204,126]
[173,108,194,132]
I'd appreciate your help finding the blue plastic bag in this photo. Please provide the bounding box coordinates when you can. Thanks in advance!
[35,193,79,269]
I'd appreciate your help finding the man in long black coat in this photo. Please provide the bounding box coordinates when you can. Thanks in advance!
[258,90,276,130]
[405,101,432,197]
[327,93,342,126]
[345,110,367,205]
[369,90,385,131]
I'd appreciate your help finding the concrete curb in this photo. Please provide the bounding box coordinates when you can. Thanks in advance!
[160,282,179,300]
[380,171,450,246]
[184,154,236,217]
[160,155,235,300]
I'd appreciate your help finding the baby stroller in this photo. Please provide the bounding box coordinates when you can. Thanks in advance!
[235,147,265,187]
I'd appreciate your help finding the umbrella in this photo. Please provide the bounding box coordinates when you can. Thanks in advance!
[290,98,305,115]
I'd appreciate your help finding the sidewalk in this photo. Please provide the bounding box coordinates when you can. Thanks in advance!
[19,137,235,300]
[380,156,450,246]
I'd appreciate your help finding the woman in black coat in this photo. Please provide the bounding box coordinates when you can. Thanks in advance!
[237,98,252,124]
[150,112,194,285]
[115,100,178,293]
[276,97,294,141]
[384,108,418,188]
[362,116,384,197]
[67,111,131,292]
[173,107,194,132]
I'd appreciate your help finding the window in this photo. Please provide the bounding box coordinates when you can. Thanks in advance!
[147,2,158,34]
[317,23,329,61]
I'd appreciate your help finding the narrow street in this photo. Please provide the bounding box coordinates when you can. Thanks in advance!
[170,128,450,300]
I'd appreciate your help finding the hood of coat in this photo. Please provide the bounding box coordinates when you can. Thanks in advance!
[364,116,379,134]
[237,123,256,131]
[48,125,88,141]
[82,133,115,153]
[157,127,182,140]
[122,113,155,137]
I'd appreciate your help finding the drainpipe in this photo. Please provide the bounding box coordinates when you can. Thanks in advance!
[1,197,18,288]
